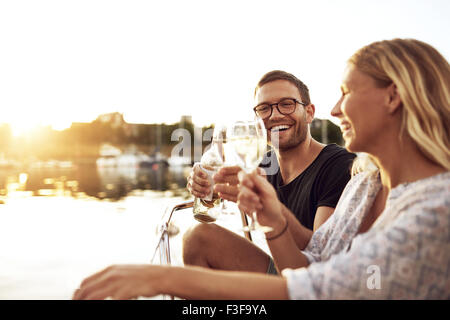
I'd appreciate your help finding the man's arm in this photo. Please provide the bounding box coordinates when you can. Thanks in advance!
[313,206,335,232]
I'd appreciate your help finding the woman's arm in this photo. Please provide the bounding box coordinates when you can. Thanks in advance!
[237,172,311,271]
[166,266,289,300]
[73,264,289,300]
[264,204,311,272]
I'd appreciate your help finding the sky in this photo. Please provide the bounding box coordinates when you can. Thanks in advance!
[0,0,449,135]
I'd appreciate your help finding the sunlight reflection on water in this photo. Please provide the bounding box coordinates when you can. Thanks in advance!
[0,192,195,299]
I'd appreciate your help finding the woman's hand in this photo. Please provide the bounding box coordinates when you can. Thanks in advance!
[237,169,284,227]
[72,265,164,300]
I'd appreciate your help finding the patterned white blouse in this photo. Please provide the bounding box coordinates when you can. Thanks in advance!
[281,170,450,299]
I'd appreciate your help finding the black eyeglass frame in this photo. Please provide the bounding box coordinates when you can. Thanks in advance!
[253,98,307,119]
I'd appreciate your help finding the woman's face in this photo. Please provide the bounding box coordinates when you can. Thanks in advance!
[331,64,391,153]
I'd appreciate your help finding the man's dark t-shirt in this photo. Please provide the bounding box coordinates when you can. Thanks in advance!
[261,144,356,230]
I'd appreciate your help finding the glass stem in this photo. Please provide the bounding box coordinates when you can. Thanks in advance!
[252,212,258,229]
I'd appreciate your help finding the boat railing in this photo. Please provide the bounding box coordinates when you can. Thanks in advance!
[151,199,252,300]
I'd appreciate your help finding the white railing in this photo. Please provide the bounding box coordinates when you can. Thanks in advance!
[151,199,252,300]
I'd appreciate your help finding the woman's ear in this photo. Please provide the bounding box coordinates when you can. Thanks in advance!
[386,83,402,114]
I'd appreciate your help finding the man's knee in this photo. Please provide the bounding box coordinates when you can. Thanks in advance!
[182,223,220,266]
[182,223,270,272]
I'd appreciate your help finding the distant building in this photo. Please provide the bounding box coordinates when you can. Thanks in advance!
[180,115,192,125]
[96,112,126,129]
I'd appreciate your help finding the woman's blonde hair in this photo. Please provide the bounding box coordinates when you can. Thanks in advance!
[351,153,378,176]
[348,38,450,170]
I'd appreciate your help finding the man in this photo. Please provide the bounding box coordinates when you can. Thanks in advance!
[185,70,355,274]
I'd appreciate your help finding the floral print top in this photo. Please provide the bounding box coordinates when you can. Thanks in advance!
[281,170,450,299]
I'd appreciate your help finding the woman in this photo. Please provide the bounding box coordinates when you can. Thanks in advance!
[73,39,450,300]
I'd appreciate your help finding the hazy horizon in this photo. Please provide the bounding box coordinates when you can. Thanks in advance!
[1,0,449,135]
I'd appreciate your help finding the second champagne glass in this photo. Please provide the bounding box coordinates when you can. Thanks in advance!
[228,117,273,233]
[207,121,241,217]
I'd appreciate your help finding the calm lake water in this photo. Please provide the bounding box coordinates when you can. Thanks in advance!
[0,162,193,299]
[0,162,254,300]
[0,160,190,200]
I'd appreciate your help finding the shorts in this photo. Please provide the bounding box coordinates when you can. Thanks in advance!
[266,257,279,275]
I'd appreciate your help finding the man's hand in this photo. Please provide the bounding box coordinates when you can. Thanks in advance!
[213,166,241,202]
[186,164,242,202]
[186,164,212,199]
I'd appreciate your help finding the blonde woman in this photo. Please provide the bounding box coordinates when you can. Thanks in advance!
[74,39,449,300]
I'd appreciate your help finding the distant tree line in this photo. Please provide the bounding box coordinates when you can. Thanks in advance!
[0,115,342,162]
[0,118,206,161]
[310,119,344,146]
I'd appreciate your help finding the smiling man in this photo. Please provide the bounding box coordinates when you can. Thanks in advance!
[184,70,356,274]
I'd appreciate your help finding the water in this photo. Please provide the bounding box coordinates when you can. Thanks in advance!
[0,192,196,299]
[0,161,194,299]
[0,160,190,200]
[0,162,267,300]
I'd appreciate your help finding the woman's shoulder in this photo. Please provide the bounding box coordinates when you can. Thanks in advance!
[344,170,380,192]
[377,171,450,232]
[331,171,380,221]
[392,171,450,201]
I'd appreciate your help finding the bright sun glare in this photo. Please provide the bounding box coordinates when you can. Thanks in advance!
[9,119,73,137]
[1,1,449,135]
[10,121,37,137]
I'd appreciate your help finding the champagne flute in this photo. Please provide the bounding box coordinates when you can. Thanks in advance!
[207,121,240,217]
[192,124,225,223]
[228,118,273,233]
[194,121,238,222]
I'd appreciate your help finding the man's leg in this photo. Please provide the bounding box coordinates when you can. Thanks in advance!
[182,223,271,273]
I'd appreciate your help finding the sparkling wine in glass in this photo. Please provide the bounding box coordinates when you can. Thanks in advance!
[229,118,273,233]
[192,125,225,223]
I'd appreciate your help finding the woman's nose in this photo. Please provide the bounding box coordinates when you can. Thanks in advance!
[331,99,343,118]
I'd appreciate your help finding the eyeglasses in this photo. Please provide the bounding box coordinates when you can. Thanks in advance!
[253,98,307,119]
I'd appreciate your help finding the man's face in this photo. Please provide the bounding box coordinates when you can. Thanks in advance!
[255,80,313,151]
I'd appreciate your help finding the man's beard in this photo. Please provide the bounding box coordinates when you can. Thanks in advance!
[268,116,308,152]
